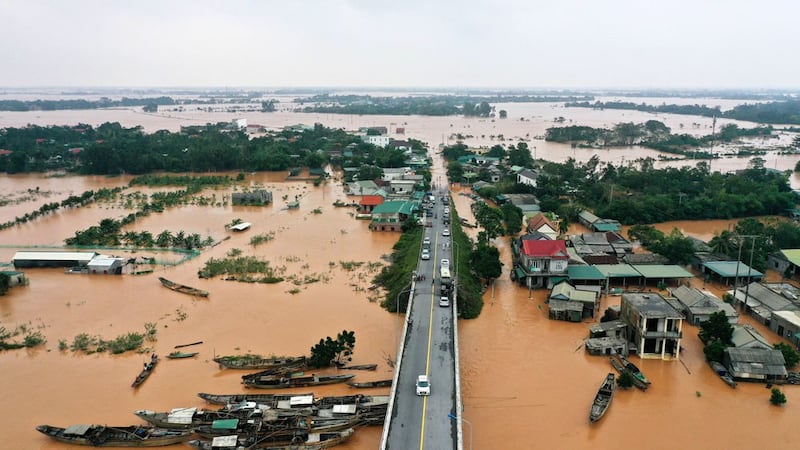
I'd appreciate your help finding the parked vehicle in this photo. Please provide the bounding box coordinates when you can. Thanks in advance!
[416,375,430,396]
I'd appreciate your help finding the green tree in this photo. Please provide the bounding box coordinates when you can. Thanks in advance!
[309,330,356,368]
[508,143,534,167]
[699,311,734,345]
[703,340,727,363]
[500,203,524,235]
[770,388,787,406]
[473,202,504,241]
[774,342,800,369]
[650,228,695,264]
[498,110,508,119]
[628,224,665,246]
[471,242,502,282]
[617,371,635,389]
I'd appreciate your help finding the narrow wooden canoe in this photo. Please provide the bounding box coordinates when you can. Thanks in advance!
[36,424,193,447]
[158,277,209,298]
[589,373,615,423]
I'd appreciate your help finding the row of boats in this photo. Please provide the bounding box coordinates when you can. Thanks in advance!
[37,392,388,448]
[591,353,653,423]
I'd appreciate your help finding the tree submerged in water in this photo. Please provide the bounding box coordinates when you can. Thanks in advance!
[770,388,787,406]
[617,371,635,389]
[309,330,355,368]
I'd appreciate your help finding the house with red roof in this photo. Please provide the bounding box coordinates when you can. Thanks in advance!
[359,195,384,214]
[0,149,12,156]
[514,239,570,288]
[527,213,559,240]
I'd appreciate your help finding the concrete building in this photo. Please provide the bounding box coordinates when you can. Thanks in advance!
[514,240,570,289]
[0,270,27,286]
[620,293,684,360]
[86,256,124,275]
[364,135,391,148]
[770,310,800,349]
[516,169,539,187]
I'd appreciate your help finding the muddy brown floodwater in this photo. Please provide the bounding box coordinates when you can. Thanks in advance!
[1,105,799,450]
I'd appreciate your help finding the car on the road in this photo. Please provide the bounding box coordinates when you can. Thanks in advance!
[423,237,431,246]
[439,296,450,307]
[416,375,430,396]
[442,229,450,237]
[421,249,430,260]
[440,259,450,268]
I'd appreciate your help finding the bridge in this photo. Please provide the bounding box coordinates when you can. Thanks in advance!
[380,188,465,450]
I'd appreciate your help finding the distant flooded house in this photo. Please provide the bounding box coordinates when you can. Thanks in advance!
[504,194,540,215]
[0,270,27,287]
[770,310,800,349]
[359,195,384,214]
[548,299,583,322]
[577,210,621,233]
[369,200,418,232]
[730,282,800,325]
[668,285,738,325]
[585,320,629,356]
[620,292,684,360]
[231,190,272,206]
[13,251,97,269]
[724,347,787,383]
[527,213,558,240]
[513,240,570,289]
[549,280,599,318]
[86,256,124,275]
[767,249,800,278]
[516,169,539,187]
[347,180,381,196]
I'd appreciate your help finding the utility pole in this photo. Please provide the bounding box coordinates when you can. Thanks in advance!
[734,234,760,309]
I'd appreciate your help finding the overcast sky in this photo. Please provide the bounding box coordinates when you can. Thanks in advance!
[1,0,797,89]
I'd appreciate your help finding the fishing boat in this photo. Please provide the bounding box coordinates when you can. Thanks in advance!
[609,355,647,391]
[287,201,300,209]
[134,405,278,430]
[35,424,193,447]
[345,379,393,389]
[337,363,378,371]
[167,351,198,359]
[619,354,651,385]
[710,361,737,388]
[132,354,159,388]
[198,392,311,406]
[158,277,209,297]
[193,416,309,439]
[589,373,615,423]
[214,355,306,370]
[261,428,355,450]
[244,374,354,389]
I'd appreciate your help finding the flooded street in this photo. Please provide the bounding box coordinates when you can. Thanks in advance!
[1,104,799,449]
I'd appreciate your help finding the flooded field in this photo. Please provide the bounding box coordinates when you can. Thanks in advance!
[1,104,799,449]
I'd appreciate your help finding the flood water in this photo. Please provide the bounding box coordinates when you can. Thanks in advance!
[1,104,799,449]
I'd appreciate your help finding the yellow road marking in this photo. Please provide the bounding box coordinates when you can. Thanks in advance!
[420,237,437,449]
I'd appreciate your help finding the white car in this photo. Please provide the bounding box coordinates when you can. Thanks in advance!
[442,229,450,237]
[416,375,430,396]
[440,259,450,268]
[439,296,450,307]
[421,249,430,260]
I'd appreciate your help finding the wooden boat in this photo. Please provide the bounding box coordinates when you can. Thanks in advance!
[589,373,615,423]
[244,374,354,389]
[187,430,310,450]
[135,405,281,430]
[338,363,377,371]
[158,277,209,297]
[242,366,308,382]
[259,428,355,450]
[619,354,651,385]
[710,361,737,388]
[167,351,198,359]
[132,354,159,388]
[345,379,393,389]
[198,392,312,406]
[214,355,306,370]
[35,424,193,447]
[193,416,309,439]
[609,355,647,391]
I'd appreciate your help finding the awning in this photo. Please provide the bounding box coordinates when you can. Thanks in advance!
[514,267,526,280]
[212,419,240,430]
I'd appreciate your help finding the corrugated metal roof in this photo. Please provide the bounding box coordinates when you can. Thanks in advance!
[568,265,605,280]
[13,251,97,261]
[632,264,693,279]
[594,264,640,278]
[780,249,800,267]
[703,261,762,278]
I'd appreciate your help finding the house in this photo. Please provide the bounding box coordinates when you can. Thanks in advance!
[577,210,621,232]
[86,256,124,275]
[364,135,391,148]
[229,222,252,232]
[668,285,738,325]
[369,201,418,232]
[232,118,247,130]
[13,251,98,269]
[388,179,417,195]
[548,299,583,322]
[702,261,763,286]
[359,195,384,214]
[620,293,684,360]
[231,190,272,205]
[505,194,541,215]
[569,232,633,260]
[770,310,800,349]
[527,213,558,240]
[549,280,599,318]
[347,180,381,196]
[730,282,800,325]
[381,167,412,181]
[730,324,772,350]
[724,347,787,383]
[585,320,629,356]
[514,240,570,288]
[516,169,539,187]
[767,249,800,278]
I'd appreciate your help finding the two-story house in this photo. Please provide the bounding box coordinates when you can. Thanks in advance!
[369,200,418,232]
[514,240,569,288]
[620,293,684,360]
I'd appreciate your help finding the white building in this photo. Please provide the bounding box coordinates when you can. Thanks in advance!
[363,135,391,148]
[232,118,247,130]
[87,256,125,275]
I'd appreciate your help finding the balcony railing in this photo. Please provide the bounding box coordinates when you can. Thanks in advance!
[642,330,682,339]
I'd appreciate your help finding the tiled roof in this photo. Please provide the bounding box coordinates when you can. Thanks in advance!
[521,240,569,259]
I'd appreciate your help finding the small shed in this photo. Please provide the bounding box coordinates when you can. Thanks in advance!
[0,270,27,287]
[87,256,124,275]
[13,251,97,268]
[229,222,252,232]
[724,347,788,383]
[702,261,763,286]
[548,299,583,322]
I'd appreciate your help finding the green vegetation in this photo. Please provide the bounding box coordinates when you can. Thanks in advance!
[375,227,424,313]
[250,232,276,247]
[770,388,787,406]
[545,120,774,156]
[0,97,178,111]
[0,323,47,350]
[617,371,635,389]
[627,226,696,265]
[699,311,734,364]
[566,100,800,125]
[309,330,355,368]
[67,324,151,354]
[709,218,800,272]
[65,216,212,249]
[0,273,9,296]
[198,253,284,283]
[774,342,800,369]
[0,187,122,231]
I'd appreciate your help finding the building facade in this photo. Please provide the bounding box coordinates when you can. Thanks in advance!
[620,293,684,360]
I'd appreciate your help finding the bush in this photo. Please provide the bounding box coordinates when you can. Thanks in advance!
[770,388,787,406]
[617,371,635,389]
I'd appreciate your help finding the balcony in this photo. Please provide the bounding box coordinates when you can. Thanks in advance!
[642,330,682,339]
